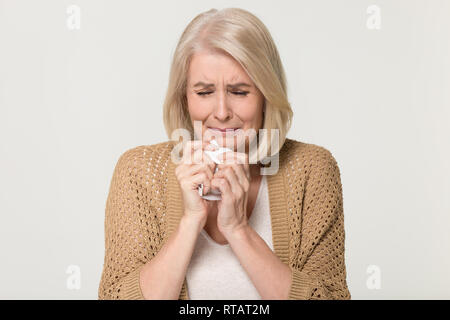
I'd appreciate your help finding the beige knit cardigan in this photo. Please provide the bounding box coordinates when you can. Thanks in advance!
[98,138,351,300]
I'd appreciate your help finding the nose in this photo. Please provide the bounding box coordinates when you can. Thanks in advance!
[213,90,232,121]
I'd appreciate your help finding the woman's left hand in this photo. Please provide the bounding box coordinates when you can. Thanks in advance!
[211,151,251,237]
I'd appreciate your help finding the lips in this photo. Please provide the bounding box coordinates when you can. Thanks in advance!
[208,127,241,132]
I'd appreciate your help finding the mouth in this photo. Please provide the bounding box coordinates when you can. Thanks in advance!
[207,127,242,133]
[204,127,245,148]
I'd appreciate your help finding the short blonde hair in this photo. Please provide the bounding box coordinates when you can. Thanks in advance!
[163,7,293,158]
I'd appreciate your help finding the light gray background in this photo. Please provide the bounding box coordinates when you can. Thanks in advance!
[1,0,449,299]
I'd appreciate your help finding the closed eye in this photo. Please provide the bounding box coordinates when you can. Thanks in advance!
[196,91,249,96]
[232,91,249,96]
[197,91,213,96]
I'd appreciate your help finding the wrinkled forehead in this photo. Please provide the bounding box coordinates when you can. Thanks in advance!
[186,50,252,87]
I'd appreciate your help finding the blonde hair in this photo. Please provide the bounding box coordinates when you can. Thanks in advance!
[163,7,293,158]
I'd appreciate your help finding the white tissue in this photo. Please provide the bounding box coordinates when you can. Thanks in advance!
[203,139,233,165]
[198,139,233,201]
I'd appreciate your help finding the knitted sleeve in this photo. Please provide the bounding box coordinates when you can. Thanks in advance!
[98,148,157,300]
[288,148,351,300]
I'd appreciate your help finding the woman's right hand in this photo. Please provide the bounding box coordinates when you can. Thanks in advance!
[175,139,218,228]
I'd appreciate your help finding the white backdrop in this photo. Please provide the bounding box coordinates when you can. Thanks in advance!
[0,0,449,299]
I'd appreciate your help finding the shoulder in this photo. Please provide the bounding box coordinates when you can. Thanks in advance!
[281,138,340,176]
[113,140,175,174]
[109,141,176,205]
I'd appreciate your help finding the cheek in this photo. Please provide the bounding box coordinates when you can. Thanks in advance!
[187,94,210,120]
[234,97,263,124]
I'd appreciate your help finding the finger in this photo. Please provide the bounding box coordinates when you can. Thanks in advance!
[217,157,250,181]
[183,168,214,195]
[182,140,217,164]
[177,162,214,182]
[201,148,218,172]
[181,140,201,164]
[218,151,235,164]
[186,142,218,165]
[217,162,250,180]
[236,153,250,179]
[227,164,250,192]
[196,148,219,176]
[200,171,212,195]
[197,138,220,172]
[215,166,244,199]
[211,177,233,203]
[219,152,250,173]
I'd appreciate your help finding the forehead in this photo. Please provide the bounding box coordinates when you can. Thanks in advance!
[187,50,251,84]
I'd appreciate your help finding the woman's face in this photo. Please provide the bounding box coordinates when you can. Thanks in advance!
[186,49,265,151]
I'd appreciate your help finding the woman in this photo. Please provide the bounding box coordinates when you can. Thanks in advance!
[98,8,351,300]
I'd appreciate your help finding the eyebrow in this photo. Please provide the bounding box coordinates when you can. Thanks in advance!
[192,82,252,89]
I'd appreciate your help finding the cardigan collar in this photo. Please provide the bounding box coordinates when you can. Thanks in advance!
[165,140,291,299]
